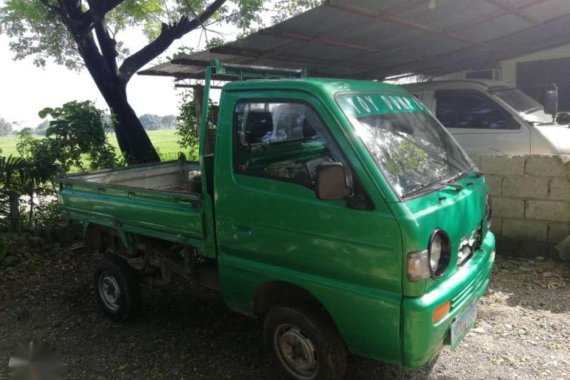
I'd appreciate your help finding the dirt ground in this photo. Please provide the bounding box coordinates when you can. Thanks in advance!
[0,240,569,380]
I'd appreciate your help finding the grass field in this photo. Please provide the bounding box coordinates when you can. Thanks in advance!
[0,129,196,162]
[0,135,20,157]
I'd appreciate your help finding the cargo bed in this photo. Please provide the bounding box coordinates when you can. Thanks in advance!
[58,161,205,248]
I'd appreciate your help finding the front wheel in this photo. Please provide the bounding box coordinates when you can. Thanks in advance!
[263,305,347,380]
[94,255,140,322]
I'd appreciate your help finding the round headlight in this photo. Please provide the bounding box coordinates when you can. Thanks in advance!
[429,230,451,278]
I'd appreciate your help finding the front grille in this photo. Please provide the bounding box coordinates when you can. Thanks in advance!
[451,268,486,310]
[457,223,483,267]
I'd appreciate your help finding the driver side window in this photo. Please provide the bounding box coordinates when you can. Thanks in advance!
[233,101,332,189]
[435,90,518,130]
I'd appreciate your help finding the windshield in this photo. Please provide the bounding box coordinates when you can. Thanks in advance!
[490,86,543,114]
[337,93,474,198]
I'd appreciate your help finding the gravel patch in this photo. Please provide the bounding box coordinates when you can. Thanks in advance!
[0,243,569,379]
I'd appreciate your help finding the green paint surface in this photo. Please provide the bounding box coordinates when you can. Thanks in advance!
[337,93,425,117]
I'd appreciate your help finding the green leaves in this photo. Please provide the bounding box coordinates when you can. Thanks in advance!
[206,36,225,48]
[271,0,323,24]
[167,46,194,60]
[107,0,165,36]
[0,146,59,231]
[0,155,29,191]
[119,0,163,20]
[0,0,83,69]
[37,107,53,119]
[176,91,200,150]
[37,101,119,171]
[142,21,163,40]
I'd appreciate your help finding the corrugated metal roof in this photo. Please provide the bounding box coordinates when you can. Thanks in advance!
[140,0,570,81]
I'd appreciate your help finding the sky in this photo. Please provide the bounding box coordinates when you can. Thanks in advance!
[0,12,239,129]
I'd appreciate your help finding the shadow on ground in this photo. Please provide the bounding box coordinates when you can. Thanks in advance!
[487,256,570,313]
[2,247,568,379]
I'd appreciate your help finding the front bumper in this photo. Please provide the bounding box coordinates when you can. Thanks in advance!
[401,231,495,368]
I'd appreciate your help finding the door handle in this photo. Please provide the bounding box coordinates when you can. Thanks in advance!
[232,225,253,239]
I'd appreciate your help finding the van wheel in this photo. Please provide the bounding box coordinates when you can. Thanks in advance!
[94,255,140,322]
[263,305,347,380]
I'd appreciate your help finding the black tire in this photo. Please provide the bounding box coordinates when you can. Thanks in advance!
[263,304,347,380]
[94,255,140,322]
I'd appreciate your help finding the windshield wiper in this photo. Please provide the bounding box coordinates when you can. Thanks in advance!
[403,166,476,199]
[403,178,464,198]
[444,182,464,191]
[445,166,474,184]
[403,181,445,198]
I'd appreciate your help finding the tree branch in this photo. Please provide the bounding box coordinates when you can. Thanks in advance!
[118,0,227,84]
[101,0,125,15]
[56,0,93,38]
[80,0,125,36]
[94,20,119,76]
[85,0,124,20]
[55,1,114,84]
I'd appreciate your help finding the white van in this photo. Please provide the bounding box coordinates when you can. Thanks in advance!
[404,80,570,156]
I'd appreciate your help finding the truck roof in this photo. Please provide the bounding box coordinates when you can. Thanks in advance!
[222,77,409,96]
[403,79,513,92]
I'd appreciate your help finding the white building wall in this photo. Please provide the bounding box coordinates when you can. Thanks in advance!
[435,43,570,87]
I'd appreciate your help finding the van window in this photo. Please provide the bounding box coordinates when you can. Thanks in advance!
[435,90,518,130]
[233,101,333,189]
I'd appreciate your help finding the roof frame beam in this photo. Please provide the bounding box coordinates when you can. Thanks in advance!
[211,45,377,74]
[483,0,540,25]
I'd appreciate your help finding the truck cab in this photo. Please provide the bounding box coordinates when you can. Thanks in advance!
[59,62,495,380]
[404,79,570,156]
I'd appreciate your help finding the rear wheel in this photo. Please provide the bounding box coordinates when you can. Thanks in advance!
[94,255,140,322]
[263,305,347,380]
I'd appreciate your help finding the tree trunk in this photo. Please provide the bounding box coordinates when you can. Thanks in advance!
[105,87,161,164]
[98,82,160,165]
[78,41,160,165]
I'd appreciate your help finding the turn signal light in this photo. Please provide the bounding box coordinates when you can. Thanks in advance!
[432,300,451,324]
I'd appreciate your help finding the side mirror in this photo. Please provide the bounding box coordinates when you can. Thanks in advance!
[544,83,559,118]
[315,162,352,200]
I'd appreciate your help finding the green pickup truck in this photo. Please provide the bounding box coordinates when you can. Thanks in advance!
[58,62,495,379]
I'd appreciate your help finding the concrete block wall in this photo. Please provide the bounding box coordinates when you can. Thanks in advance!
[473,155,570,258]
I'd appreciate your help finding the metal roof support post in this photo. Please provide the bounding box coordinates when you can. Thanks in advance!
[198,63,217,258]
[199,64,212,164]
[194,84,204,134]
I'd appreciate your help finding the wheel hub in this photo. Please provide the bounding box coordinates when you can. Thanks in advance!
[275,324,318,379]
[99,272,121,312]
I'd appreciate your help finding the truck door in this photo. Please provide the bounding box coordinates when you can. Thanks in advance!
[434,89,530,156]
[213,90,402,362]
